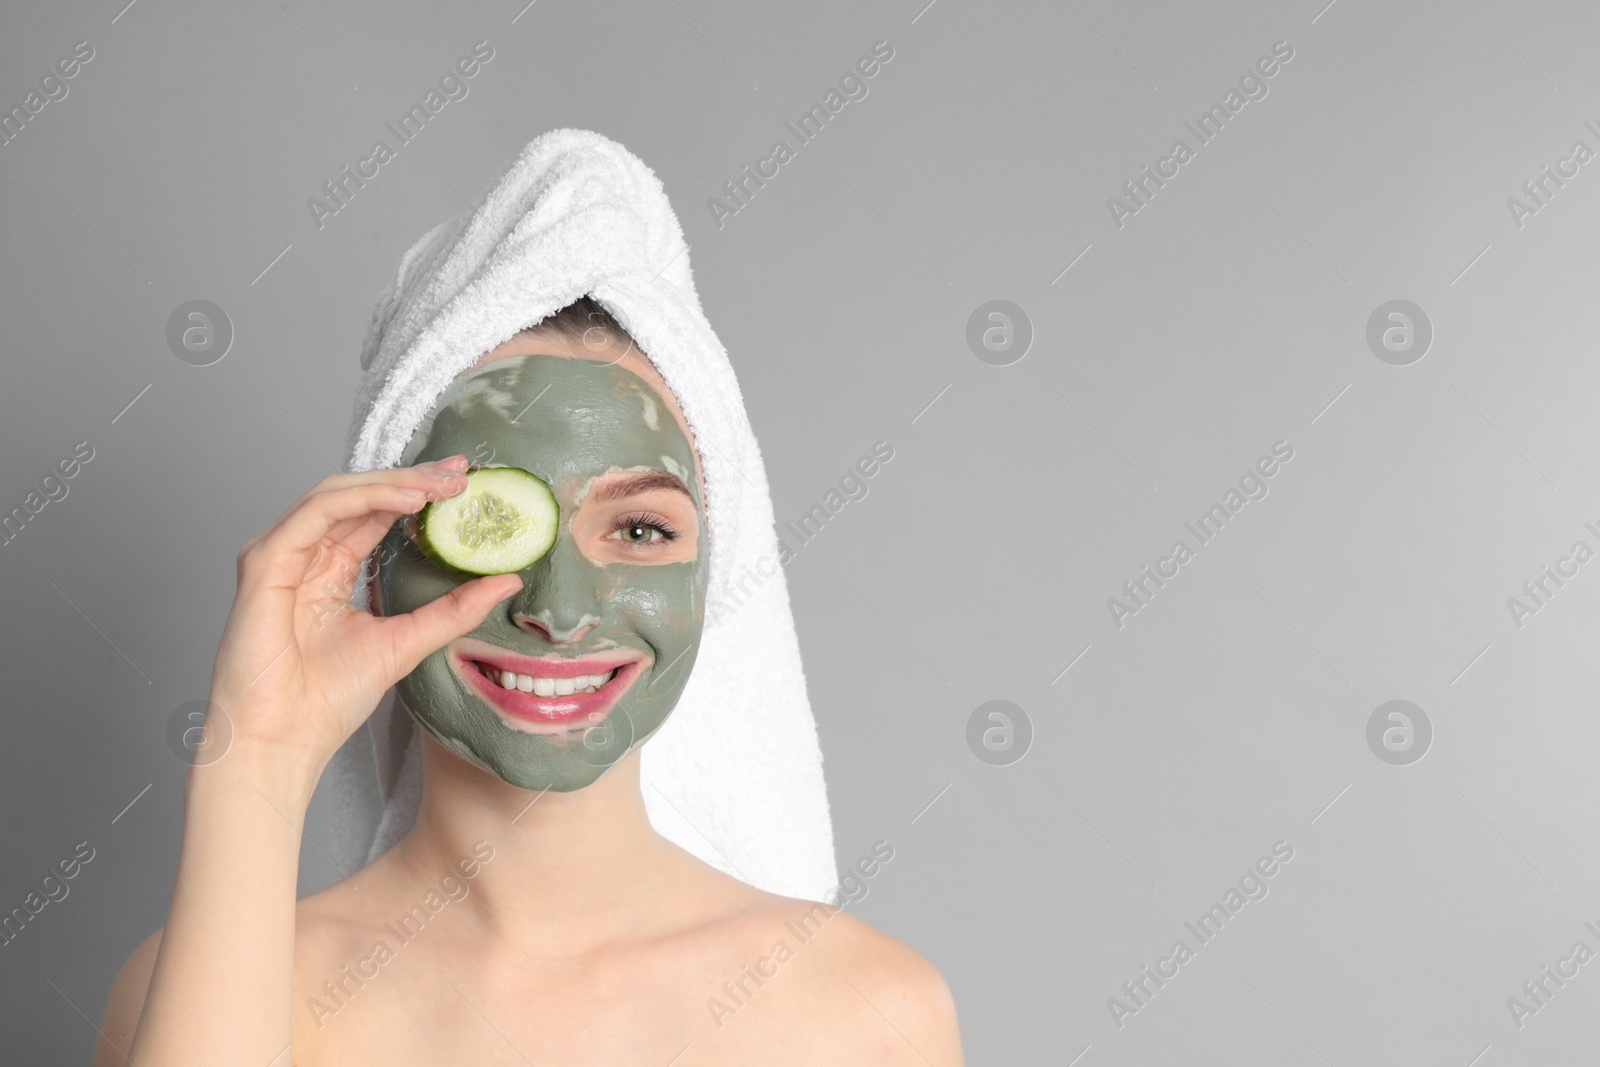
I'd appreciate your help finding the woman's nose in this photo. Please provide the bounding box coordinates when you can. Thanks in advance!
[507,534,603,644]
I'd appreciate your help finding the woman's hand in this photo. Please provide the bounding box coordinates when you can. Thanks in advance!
[205,454,523,774]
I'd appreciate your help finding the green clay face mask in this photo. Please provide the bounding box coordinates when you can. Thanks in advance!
[377,354,708,792]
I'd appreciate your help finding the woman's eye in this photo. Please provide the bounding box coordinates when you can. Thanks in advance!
[607,514,679,545]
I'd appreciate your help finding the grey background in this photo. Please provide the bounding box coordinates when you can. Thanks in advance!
[3,0,1598,1063]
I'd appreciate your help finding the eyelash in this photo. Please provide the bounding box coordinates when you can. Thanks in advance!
[610,512,680,545]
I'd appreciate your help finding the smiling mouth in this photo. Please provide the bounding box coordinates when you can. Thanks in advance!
[450,648,643,734]
[470,659,620,696]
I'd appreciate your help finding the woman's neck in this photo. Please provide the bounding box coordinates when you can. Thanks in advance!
[387,733,684,952]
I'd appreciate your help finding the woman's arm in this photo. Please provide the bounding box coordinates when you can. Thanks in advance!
[94,457,522,1067]
[94,743,319,1066]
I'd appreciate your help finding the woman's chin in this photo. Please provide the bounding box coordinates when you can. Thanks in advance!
[423,723,628,793]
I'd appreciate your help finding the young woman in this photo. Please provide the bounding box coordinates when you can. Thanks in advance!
[94,299,964,1065]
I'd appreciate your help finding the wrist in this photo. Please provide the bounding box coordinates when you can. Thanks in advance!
[183,732,326,815]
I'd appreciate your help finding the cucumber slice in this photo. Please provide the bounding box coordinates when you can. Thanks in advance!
[415,467,559,575]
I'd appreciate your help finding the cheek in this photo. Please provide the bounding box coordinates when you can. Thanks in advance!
[380,557,460,616]
[607,563,704,651]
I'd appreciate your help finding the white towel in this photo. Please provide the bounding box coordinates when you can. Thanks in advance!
[322,128,838,903]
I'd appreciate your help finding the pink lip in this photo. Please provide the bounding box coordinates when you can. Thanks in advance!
[450,644,644,735]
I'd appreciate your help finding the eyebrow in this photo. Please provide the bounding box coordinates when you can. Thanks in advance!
[586,471,695,506]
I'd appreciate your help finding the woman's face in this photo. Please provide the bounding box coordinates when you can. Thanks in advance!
[375,344,708,792]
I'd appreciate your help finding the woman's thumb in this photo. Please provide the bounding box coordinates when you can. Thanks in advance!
[386,573,524,674]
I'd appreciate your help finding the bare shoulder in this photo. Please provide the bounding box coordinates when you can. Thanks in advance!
[93,882,373,1067]
[801,904,964,1063]
[94,925,164,1067]
[719,892,965,1065]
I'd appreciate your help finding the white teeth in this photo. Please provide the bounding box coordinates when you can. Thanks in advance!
[489,666,617,696]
